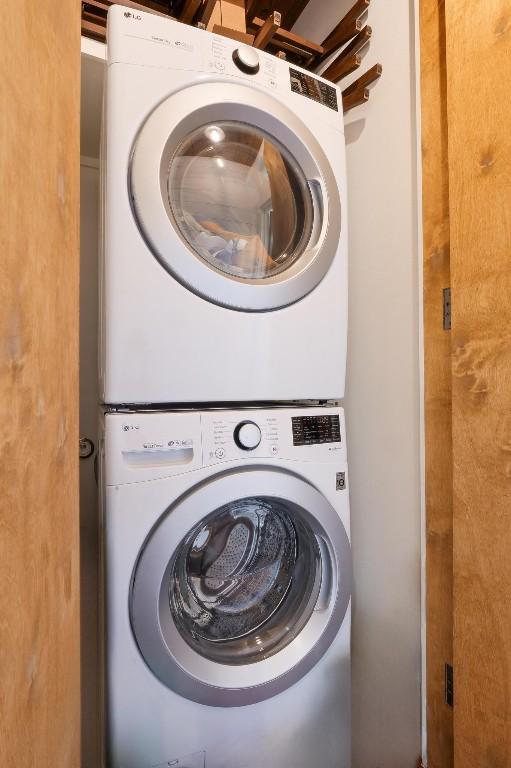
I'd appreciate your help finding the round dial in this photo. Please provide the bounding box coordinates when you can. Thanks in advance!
[234,421,262,450]
[232,46,260,75]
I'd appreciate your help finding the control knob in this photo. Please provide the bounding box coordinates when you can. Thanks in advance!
[232,46,260,75]
[233,420,261,450]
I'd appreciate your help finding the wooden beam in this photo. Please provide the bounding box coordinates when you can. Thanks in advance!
[250,17,323,55]
[342,63,382,95]
[83,0,171,15]
[245,0,257,20]
[317,22,370,67]
[81,17,107,40]
[324,17,363,58]
[180,0,202,24]
[342,86,369,113]
[82,0,109,14]
[212,24,254,44]
[245,0,312,28]
[322,0,370,55]
[220,0,246,32]
[323,52,361,84]
[445,0,511,763]
[82,9,107,27]
[253,10,281,50]
[198,0,217,26]
[419,0,453,765]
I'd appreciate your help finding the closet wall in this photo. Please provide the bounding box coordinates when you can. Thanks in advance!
[296,2,423,767]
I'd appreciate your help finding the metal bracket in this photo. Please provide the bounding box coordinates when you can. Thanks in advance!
[79,437,95,459]
[445,662,454,707]
[443,287,451,330]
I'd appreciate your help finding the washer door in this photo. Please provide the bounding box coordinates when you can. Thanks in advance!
[130,469,351,706]
[130,82,342,311]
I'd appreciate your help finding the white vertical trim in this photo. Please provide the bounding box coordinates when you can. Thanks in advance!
[81,35,107,62]
[413,0,427,761]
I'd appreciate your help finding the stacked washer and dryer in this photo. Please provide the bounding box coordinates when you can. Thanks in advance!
[100,6,351,768]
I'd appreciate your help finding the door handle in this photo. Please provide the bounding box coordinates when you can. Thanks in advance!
[307,179,325,250]
[315,534,333,611]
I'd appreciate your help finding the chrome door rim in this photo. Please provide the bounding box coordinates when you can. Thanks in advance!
[129,81,342,311]
[130,468,351,706]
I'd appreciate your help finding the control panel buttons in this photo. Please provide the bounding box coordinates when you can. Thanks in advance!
[214,447,226,459]
[233,421,262,450]
[232,46,260,74]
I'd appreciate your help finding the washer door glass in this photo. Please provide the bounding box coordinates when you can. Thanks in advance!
[166,122,314,280]
[170,496,321,665]
[129,469,351,706]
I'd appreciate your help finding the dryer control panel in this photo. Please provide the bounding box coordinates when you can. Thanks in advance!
[106,4,344,134]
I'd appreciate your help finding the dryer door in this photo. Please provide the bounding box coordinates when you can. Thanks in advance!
[129,82,342,311]
[130,469,351,706]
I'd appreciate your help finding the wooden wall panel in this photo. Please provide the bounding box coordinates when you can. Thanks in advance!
[0,2,81,767]
[419,2,453,766]
[444,1,511,766]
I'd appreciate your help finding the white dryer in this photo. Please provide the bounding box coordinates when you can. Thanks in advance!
[101,406,351,768]
[101,6,348,405]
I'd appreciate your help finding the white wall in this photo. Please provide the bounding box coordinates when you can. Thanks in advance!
[294,2,422,766]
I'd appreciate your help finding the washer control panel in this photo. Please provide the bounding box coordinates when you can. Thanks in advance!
[234,420,262,450]
[203,412,280,462]
[202,407,346,465]
[291,413,341,446]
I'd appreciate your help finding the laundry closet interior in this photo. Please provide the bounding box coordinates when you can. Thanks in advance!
[3,0,510,767]
[80,2,419,766]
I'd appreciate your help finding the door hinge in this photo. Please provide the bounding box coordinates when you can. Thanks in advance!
[445,663,454,707]
[443,287,451,330]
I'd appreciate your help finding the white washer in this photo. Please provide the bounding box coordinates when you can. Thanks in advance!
[101,406,351,768]
[101,6,348,405]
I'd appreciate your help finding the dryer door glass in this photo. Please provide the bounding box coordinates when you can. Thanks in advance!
[169,496,321,665]
[166,122,315,279]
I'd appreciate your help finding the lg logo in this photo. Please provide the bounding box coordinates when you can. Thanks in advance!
[124,11,142,20]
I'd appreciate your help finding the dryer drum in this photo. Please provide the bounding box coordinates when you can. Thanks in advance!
[169,497,322,665]
[166,121,314,281]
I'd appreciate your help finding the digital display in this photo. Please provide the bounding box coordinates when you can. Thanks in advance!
[292,415,341,446]
[289,68,339,112]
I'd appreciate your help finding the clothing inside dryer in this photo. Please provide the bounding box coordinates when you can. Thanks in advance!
[166,122,315,279]
[169,496,322,664]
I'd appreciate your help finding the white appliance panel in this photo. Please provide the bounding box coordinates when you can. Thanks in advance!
[102,406,351,768]
[101,7,348,404]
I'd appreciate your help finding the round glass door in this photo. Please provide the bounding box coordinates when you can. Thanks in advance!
[170,496,321,665]
[166,122,314,280]
[129,82,342,311]
[130,469,351,706]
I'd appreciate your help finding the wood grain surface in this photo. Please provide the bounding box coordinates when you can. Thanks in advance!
[419,1,454,766]
[0,2,81,766]
[445,1,511,766]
